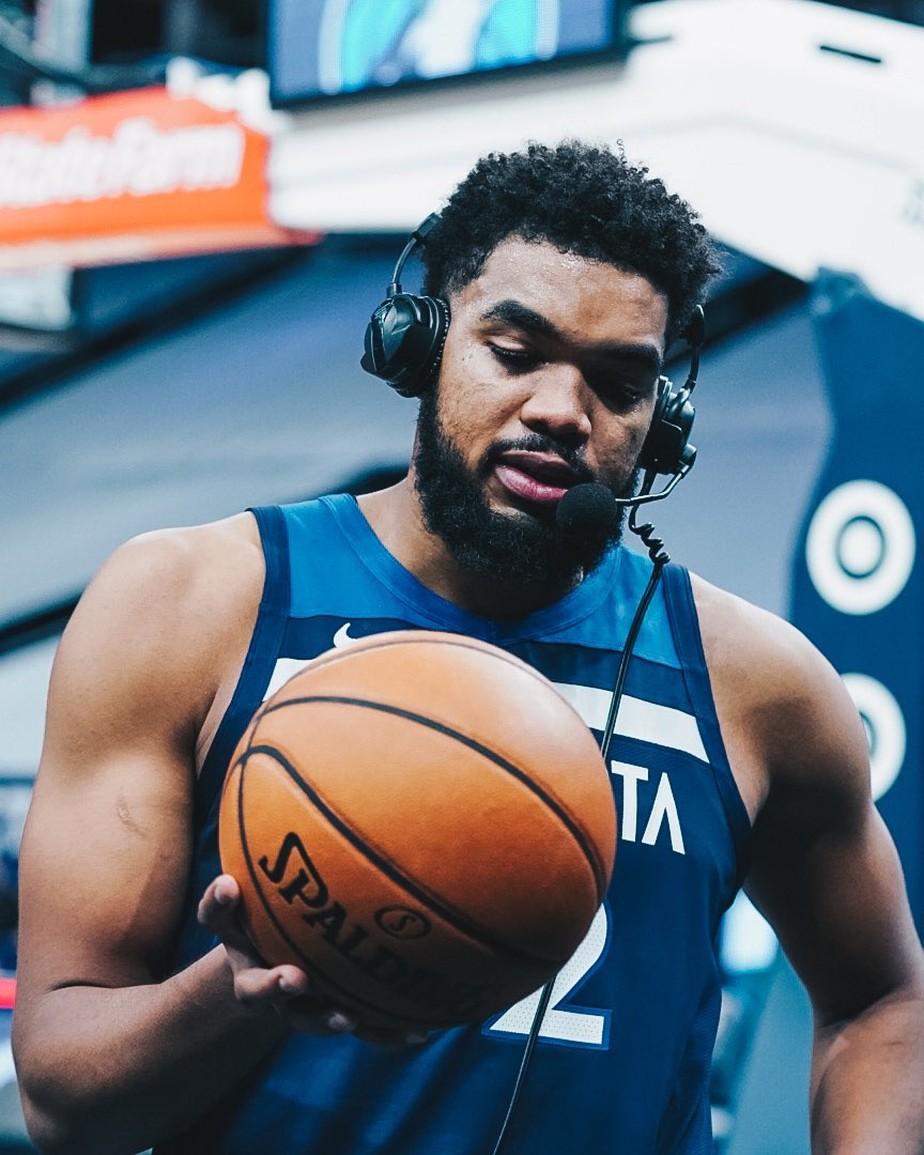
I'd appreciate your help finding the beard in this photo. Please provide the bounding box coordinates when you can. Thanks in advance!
[413,388,636,598]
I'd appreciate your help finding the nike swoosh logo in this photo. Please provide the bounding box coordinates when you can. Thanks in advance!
[332,622,360,649]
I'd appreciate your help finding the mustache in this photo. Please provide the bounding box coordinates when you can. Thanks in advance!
[481,435,599,485]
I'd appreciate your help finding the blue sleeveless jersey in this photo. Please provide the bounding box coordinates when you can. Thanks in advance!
[158,494,751,1155]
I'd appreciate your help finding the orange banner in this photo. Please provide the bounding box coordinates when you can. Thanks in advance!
[0,87,318,269]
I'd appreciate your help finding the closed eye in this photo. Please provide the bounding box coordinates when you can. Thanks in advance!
[490,345,542,371]
[592,377,652,410]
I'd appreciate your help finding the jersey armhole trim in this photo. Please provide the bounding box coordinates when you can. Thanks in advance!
[194,505,291,814]
[661,564,752,886]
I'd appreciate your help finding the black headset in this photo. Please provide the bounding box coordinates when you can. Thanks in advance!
[361,214,704,481]
[639,304,703,477]
[361,214,449,400]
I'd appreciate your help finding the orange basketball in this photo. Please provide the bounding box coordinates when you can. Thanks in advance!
[218,630,616,1031]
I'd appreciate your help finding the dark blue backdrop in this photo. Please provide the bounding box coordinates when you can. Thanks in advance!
[791,274,924,932]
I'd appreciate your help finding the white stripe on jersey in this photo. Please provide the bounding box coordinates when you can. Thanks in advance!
[264,656,313,700]
[553,682,709,763]
[262,659,708,764]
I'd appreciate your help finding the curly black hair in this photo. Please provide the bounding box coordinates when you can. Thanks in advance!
[422,140,722,345]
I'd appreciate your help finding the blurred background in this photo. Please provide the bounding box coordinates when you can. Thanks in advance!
[1,0,923,1151]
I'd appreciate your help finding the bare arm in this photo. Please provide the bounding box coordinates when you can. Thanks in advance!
[699,578,924,1154]
[749,666,924,1155]
[12,521,326,1155]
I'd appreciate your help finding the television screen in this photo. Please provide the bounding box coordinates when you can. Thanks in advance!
[269,0,626,108]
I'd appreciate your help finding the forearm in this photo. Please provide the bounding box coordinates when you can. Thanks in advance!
[14,946,287,1155]
[811,988,924,1154]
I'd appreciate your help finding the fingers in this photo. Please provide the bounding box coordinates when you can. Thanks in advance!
[197,874,243,940]
[234,975,363,1037]
[284,1000,361,1037]
[199,875,430,1045]
[198,875,306,1003]
[198,875,352,1030]
[232,963,301,1002]
[198,875,269,968]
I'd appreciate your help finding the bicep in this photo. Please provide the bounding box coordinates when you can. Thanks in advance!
[18,748,193,994]
[16,538,208,1005]
[745,662,922,1025]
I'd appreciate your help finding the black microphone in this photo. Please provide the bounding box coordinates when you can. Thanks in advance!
[556,483,621,549]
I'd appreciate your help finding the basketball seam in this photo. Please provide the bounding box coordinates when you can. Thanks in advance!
[307,633,560,699]
[244,734,576,970]
[297,633,587,740]
[233,754,455,1027]
[260,692,610,899]
[274,633,611,894]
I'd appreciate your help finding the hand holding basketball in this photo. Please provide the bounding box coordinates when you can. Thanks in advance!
[198,874,395,1039]
[218,631,616,1032]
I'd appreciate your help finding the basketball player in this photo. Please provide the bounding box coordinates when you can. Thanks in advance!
[13,142,924,1154]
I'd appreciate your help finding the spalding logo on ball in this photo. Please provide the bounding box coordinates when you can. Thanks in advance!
[218,631,616,1032]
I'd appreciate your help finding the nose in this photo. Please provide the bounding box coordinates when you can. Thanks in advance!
[518,365,592,447]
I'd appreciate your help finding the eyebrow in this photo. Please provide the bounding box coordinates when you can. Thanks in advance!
[479,298,664,376]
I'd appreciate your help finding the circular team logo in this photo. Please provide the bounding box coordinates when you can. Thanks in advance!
[841,673,906,801]
[805,480,916,614]
[374,906,431,940]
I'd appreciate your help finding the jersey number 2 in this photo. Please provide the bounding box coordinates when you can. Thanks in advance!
[484,904,611,1050]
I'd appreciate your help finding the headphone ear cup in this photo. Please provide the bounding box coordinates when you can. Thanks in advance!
[361,294,450,398]
[638,378,697,475]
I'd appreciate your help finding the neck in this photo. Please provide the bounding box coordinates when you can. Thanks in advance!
[356,478,582,619]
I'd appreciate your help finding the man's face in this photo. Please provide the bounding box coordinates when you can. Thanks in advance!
[412,237,669,594]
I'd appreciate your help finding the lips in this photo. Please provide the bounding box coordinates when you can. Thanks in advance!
[493,451,582,507]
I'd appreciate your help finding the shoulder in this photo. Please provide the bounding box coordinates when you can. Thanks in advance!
[688,572,869,819]
[690,571,831,697]
[49,513,266,749]
[96,512,264,612]
[70,512,264,650]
